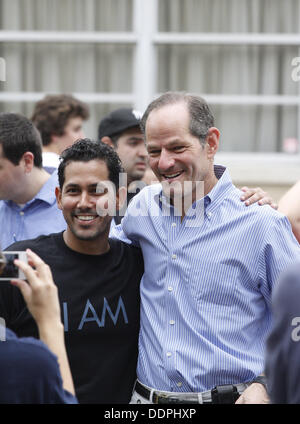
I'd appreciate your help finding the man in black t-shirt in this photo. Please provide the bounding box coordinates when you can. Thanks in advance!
[0,139,144,404]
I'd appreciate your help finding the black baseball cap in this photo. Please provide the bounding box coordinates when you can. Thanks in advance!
[98,108,143,140]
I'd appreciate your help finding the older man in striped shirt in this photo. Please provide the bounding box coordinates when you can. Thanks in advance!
[111,92,300,404]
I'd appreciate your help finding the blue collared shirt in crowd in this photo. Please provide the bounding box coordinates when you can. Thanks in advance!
[0,170,66,249]
[110,165,300,392]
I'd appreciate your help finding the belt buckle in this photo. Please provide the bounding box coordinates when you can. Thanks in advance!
[154,392,185,404]
[153,392,170,404]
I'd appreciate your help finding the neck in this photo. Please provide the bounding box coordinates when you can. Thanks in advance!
[63,230,110,256]
[13,167,50,204]
[43,144,60,155]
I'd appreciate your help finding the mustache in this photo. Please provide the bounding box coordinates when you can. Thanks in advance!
[71,209,98,216]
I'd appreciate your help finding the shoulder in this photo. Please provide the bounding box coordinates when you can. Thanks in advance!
[109,238,142,260]
[2,329,58,375]
[0,331,77,403]
[229,187,290,225]
[5,232,60,252]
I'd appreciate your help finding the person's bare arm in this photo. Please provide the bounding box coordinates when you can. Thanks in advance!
[278,181,300,243]
[11,249,75,396]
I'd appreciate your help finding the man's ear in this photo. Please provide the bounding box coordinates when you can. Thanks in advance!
[115,186,127,212]
[205,127,220,159]
[55,186,63,210]
[101,136,115,148]
[21,152,34,173]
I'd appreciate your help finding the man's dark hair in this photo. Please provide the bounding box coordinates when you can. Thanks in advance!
[140,91,215,147]
[31,94,90,146]
[58,138,124,189]
[0,113,43,167]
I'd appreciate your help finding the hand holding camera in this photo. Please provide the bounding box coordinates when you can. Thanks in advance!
[10,249,62,330]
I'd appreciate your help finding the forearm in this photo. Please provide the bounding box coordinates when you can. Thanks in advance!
[38,321,75,396]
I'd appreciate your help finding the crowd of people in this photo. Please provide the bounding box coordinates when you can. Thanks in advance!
[0,92,300,404]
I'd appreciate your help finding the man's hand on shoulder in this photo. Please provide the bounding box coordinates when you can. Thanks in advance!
[235,382,269,404]
[240,186,278,209]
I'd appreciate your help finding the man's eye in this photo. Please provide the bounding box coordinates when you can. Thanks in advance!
[148,150,160,156]
[174,146,185,152]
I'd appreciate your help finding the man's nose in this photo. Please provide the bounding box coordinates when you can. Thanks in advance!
[138,143,148,158]
[77,191,93,208]
[158,150,175,171]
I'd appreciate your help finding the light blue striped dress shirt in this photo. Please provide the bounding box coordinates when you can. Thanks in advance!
[110,165,300,392]
[0,170,66,249]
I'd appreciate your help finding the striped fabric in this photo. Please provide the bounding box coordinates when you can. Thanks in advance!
[110,165,300,392]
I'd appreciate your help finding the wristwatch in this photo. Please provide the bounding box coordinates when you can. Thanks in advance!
[251,375,268,393]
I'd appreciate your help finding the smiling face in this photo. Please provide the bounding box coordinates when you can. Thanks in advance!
[56,159,114,252]
[146,102,219,208]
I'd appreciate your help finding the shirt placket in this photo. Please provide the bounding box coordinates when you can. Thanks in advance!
[161,208,187,391]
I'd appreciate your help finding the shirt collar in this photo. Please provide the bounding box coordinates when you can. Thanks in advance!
[34,170,58,205]
[4,170,58,209]
[154,164,234,212]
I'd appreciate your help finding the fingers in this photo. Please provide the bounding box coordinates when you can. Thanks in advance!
[13,255,39,288]
[271,203,278,210]
[26,249,52,283]
[11,249,53,291]
[10,278,32,301]
[240,187,276,207]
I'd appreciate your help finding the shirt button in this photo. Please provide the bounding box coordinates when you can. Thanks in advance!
[166,352,172,357]
[20,211,24,216]
[207,211,212,218]
[168,286,173,292]
[169,320,175,325]
[171,254,177,259]
[177,382,182,387]
[171,222,176,227]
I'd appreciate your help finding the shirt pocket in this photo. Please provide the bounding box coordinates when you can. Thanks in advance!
[187,261,239,307]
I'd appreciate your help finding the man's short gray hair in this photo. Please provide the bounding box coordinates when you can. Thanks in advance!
[140,91,215,147]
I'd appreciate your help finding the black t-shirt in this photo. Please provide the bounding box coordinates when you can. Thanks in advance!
[0,232,144,404]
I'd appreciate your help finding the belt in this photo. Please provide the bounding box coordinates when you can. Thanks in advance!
[134,380,250,404]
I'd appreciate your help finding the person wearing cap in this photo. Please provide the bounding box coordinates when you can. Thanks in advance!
[98,108,149,224]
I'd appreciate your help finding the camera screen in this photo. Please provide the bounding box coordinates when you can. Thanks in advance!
[0,254,19,279]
